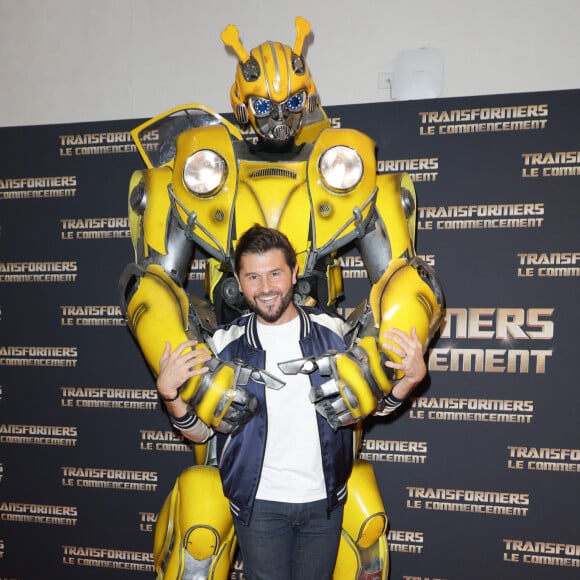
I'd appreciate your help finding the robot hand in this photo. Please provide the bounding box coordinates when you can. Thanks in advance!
[188,356,285,435]
[185,356,258,436]
[278,339,392,431]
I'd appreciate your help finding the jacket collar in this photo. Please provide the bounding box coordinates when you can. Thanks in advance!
[245,305,310,350]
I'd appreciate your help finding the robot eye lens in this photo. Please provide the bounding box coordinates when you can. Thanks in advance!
[286,91,306,112]
[251,97,272,118]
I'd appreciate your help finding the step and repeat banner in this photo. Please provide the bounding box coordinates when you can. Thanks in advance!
[0,89,578,579]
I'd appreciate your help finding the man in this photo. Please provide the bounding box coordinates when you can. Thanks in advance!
[156,225,426,580]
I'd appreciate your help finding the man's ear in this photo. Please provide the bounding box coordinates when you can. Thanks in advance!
[292,264,299,285]
[234,273,243,293]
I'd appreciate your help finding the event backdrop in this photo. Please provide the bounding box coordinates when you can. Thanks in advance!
[1,89,578,579]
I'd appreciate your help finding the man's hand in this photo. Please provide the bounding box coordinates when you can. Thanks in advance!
[157,339,211,402]
[382,327,427,399]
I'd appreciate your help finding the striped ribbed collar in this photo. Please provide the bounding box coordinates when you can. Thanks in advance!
[245,305,310,350]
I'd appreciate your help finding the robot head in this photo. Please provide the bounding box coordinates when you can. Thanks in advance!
[221,17,319,144]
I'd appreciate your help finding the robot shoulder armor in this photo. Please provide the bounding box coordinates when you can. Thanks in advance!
[313,127,376,158]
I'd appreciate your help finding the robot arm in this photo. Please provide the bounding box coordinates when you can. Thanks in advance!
[120,169,258,435]
[279,174,443,429]
[120,259,259,434]
[352,172,444,406]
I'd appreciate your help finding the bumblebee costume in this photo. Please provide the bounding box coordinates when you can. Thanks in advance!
[120,16,443,579]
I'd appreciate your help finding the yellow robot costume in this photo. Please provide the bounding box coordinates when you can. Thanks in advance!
[120,17,443,580]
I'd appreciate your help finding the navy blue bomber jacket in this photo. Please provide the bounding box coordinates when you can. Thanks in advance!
[211,305,355,525]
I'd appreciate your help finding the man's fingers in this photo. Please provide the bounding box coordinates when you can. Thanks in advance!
[173,339,198,357]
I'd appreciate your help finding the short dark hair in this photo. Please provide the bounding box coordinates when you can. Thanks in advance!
[234,225,297,274]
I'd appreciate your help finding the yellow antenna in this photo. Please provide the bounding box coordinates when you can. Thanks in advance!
[293,16,311,55]
[221,24,251,63]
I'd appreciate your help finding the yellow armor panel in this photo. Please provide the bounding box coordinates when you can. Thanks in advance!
[154,466,236,579]
[125,264,191,373]
[240,42,308,103]
[128,167,174,258]
[141,168,173,256]
[374,173,416,258]
[326,258,344,305]
[335,352,385,418]
[371,260,443,378]
[357,335,393,396]
[130,103,242,169]
[180,364,236,428]
[235,158,311,275]
[171,124,239,257]
[308,128,377,249]
[334,460,389,579]
[204,257,225,307]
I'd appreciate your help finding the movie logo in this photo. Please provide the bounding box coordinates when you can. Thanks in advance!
[516,252,579,278]
[0,262,78,283]
[62,545,154,572]
[0,176,77,199]
[58,129,159,157]
[521,151,580,178]
[429,307,553,374]
[419,103,548,136]
[360,439,427,464]
[503,538,580,569]
[406,487,530,517]
[507,446,580,473]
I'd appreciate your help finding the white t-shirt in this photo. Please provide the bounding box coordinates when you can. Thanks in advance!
[255,316,326,503]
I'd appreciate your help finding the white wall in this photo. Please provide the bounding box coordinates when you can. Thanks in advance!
[1,0,579,127]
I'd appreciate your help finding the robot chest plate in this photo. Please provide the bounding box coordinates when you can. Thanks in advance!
[234,157,311,259]
[171,128,380,272]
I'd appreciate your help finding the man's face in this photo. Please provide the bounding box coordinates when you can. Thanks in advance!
[235,248,298,325]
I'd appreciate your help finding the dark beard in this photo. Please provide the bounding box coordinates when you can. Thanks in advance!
[247,287,294,323]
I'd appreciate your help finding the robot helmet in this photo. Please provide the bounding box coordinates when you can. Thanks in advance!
[221,17,319,143]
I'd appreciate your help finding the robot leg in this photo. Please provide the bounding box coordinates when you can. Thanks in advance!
[154,466,236,579]
[333,460,389,580]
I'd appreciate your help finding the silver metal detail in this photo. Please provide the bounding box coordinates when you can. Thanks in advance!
[356,213,393,284]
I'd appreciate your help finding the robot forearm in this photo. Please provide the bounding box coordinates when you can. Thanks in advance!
[279,342,390,430]
[370,257,443,377]
[279,257,443,429]
[120,263,259,434]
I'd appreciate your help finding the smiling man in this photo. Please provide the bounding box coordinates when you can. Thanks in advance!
[233,227,299,325]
